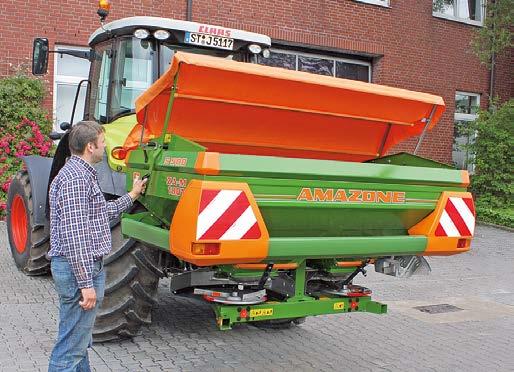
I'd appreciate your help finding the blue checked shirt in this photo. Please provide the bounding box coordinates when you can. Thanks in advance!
[48,155,133,288]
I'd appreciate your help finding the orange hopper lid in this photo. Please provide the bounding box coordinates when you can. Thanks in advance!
[133,52,445,162]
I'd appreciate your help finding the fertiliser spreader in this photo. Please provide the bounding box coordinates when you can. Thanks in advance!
[116,52,474,331]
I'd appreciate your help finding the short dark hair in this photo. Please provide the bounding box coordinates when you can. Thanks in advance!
[68,121,105,155]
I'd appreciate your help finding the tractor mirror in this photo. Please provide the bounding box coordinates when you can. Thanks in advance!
[60,122,71,131]
[32,38,49,75]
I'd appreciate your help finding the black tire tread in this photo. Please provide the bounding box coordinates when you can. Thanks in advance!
[132,248,165,278]
[6,170,50,276]
[130,281,158,306]
[93,219,160,343]
[104,238,136,265]
[104,266,139,294]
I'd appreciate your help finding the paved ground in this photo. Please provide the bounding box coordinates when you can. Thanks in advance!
[0,222,513,371]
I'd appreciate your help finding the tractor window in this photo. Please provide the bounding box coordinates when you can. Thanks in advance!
[88,43,112,123]
[110,38,155,120]
[159,44,236,75]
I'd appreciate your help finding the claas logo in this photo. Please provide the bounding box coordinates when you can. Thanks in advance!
[297,188,405,203]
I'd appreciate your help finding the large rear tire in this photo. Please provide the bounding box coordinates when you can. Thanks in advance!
[93,219,163,343]
[6,170,50,275]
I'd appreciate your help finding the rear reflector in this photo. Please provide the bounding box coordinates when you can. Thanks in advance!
[191,242,220,255]
[457,238,468,248]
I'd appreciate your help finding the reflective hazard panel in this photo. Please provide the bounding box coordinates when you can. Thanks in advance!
[435,197,475,237]
[196,189,261,240]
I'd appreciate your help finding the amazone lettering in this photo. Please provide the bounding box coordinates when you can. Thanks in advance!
[297,188,406,204]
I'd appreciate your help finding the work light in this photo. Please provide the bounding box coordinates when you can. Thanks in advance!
[153,30,170,40]
[134,29,150,39]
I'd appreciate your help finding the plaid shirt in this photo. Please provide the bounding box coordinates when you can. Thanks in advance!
[48,155,133,288]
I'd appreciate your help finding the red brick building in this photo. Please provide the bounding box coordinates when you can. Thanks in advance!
[0,0,511,167]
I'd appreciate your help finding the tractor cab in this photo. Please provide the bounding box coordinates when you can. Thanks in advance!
[85,16,271,127]
[32,15,271,179]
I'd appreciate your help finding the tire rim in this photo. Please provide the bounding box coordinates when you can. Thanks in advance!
[11,195,28,254]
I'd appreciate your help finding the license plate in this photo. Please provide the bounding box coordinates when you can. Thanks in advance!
[184,32,234,50]
[333,302,345,310]
[250,308,273,317]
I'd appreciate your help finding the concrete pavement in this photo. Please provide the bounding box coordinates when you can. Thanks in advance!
[0,223,513,371]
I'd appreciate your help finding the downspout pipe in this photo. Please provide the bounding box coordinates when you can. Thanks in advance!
[186,0,193,21]
[488,0,495,109]
[489,51,495,108]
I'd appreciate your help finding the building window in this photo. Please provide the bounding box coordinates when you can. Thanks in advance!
[354,0,390,7]
[258,49,371,82]
[53,45,91,131]
[453,92,480,172]
[433,0,484,25]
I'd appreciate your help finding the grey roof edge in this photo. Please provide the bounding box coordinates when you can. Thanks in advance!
[89,16,271,46]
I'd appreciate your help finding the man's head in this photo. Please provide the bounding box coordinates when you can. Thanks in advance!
[68,121,106,164]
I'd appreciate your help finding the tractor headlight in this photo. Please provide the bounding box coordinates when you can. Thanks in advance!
[134,29,150,39]
[248,44,262,54]
[262,48,271,58]
[153,30,170,40]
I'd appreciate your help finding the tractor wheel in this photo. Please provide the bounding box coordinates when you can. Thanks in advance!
[6,170,50,275]
[254,317,306,330]
[93,219,163,343]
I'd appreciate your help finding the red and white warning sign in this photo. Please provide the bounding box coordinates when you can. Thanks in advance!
[196,189,261,240]
[435,197,475,237]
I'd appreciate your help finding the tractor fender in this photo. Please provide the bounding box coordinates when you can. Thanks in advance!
[20,155,52,227]
[94,153,127,197]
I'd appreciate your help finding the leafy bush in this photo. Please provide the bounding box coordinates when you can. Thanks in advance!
[475,202,514,229]
[0,74,54,219]
[466,99,514,227]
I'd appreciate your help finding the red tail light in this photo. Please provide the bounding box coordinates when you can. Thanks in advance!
[457,238,468,248]
[111,146,128,160]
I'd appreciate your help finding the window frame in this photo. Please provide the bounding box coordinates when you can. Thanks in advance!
[432,0,485,26]
[53,44,91,131]
[353,0,390,8]
[453,91,481,172]
[266,48,372,82]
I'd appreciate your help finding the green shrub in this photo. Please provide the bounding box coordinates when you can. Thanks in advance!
[476,201,514,229]
[466,99,514,226]
[0,73,54,219]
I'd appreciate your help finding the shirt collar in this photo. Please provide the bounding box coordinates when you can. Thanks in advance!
[69,155,97,179]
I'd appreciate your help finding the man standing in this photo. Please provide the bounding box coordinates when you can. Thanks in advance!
[47,121,146,371]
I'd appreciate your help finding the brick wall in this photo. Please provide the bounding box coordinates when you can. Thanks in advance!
[0,0,511,163]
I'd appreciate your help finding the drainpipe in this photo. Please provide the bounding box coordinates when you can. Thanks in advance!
[489,51,495,108]
[186,0,193,21]
[488,0,496,109]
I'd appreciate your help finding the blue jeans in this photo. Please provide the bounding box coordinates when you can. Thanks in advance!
[48,256,105,372]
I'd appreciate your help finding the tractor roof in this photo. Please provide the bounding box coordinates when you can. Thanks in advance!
[89,16,271,47]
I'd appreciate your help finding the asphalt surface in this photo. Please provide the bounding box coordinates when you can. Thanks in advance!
[0,222,513,371]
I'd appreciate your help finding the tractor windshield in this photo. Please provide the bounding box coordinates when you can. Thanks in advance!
[86,37,246,124]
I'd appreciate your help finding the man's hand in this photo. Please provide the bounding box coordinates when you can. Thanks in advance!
[79,287,97,310]
[129,175,148,200]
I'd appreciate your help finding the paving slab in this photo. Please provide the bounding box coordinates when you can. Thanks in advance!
[0,223,513,371]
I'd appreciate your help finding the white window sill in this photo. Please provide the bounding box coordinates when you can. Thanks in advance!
[353,0,390,8]
[455,113,479,121]
[433,13,483,27]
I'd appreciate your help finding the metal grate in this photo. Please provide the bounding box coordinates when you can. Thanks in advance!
[414,304,464,314]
